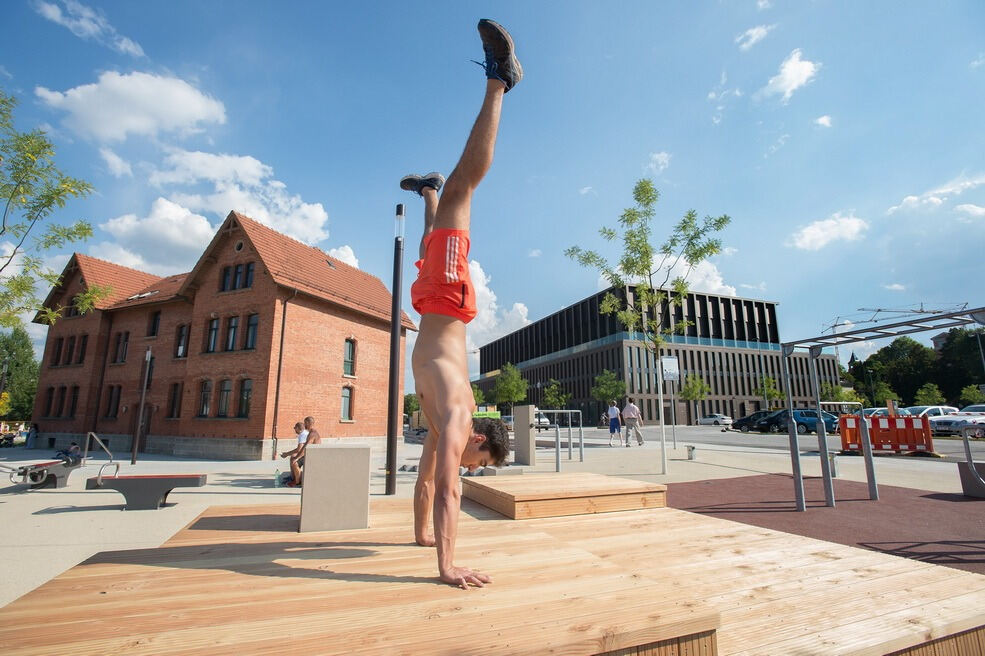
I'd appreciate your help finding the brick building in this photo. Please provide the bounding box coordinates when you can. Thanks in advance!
[33,211,414,459]
[475,286,839,424]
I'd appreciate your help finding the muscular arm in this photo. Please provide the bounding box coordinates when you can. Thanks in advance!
[432,407,472,582]
[414,425,438,546]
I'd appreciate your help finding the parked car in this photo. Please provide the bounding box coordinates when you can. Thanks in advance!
[697,413,733,426]
[757,409,838,434]
[857,407,912,417]
[732,410,774,433]
[960,404,985,413]
[501,415,515,431]
[903,405,959,418]
[930,404,985,436]
[534,411,552,431]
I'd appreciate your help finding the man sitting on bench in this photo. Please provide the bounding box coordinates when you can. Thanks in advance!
[279,416,321,487]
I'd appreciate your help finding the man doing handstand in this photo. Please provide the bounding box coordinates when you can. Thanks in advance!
[402,18,519,590]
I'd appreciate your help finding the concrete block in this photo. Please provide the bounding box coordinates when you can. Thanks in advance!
[479,466,523,476]
[299,443,371,532]
[513,405,536,466]
[957,461,985,498]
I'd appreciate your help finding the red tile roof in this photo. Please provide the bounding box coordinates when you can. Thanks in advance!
[230,212,415,330]
[108,273,189,310]
[72,254,164,309]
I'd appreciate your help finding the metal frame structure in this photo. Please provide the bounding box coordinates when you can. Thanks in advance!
[780,306,985,512]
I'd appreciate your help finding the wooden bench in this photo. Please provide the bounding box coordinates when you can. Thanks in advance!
[13,459,81,489]
[86,474,207,510]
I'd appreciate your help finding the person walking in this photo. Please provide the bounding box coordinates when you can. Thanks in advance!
[606,400,622,447]
[622,398,645,446]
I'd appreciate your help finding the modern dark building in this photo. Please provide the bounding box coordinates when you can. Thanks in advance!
[475,286,838,424]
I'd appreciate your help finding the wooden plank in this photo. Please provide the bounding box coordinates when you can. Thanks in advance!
[514,491,666,519]
[462,472,666,502]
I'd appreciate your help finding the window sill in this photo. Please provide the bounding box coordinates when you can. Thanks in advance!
[339,419,355,424]
[342,374,357,379]
[193,416,249,421]
[217,287,254,295]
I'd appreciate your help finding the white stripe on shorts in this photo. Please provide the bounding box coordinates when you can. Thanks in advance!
[445,235,460,283]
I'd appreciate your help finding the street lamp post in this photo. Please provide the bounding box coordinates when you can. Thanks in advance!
[385,204,405,496]
[132,347,152,465]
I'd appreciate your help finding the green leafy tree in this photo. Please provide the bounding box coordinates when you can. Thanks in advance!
[590,369,626,404]
[566,178,730,363]
[752,376,784,409]
[678,374,711,423]
[541,378,572,409]
[935,328,985,403]
[870,381,899,406]
[0,326,38,418]
[959,384,985,406]
[492,362,527,412]
[912,382,946,406]
[820,382,867,407]
[860,337,937,405]
[1,89,105,327]
[403,393,419,416]
[471,383,485,406]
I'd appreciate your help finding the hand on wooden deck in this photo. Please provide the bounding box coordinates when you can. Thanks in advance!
[440,566,491,590]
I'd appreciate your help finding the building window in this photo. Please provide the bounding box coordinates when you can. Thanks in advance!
[167,382,183,418]
[343,338,356,376]
[220,266,232,292]
[105,385,121,418]
[217,379,232,417]
[205,319,219,353]
[76,334,88,364]
[244,314,258,349]
[55,387,67,417]
[237,379,252,418]
[245,262,255,288]
[341,386,353,421]
[68,386,79,418]
[148,311,161,337]
[51,338,63,366]
[175,324,188,358]
[233,264,244,289]
[63,336,75,365]
[225,316,239,351]
[198,380,212,417]
[114,331,129,363]
[44,387,54,416]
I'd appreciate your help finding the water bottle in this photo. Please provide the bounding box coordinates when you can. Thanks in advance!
[274,468,281,487]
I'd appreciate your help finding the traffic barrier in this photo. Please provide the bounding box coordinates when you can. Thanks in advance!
[838,415,934,454]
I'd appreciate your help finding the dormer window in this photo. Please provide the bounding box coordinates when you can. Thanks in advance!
[220,262,255,291]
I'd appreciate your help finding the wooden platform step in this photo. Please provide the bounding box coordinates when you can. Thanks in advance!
[462,472,666,519]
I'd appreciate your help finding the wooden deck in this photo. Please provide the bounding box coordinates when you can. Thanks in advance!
[462,472,666,519]
[2,489,985,654]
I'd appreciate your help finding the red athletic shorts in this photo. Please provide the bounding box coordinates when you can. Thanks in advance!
[410,228,477,323]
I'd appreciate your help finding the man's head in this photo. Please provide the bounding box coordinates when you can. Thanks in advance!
[293,422,303,434]
[460,417,510,471]
[303,416,315,429]
[609,400,616,407]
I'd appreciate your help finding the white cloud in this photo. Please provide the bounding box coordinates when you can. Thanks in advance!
[814,115,832,128]
[466,260,531,377]
[597,256,736,297]
[328,245,359,268]
[578,186,595,196]
[156,148,328,244]
[720,246,738,256]
[887,172,985,214]
[764,133,789,158]
[971,53,985,70]
[0,66,11,79]
[740,282,767,293]
[707,73,742,124]
[955,203,985,222]
[735,24,776,52]
[528,249,542,258]
[98,198,215,275]
[883,283,906,291]
[36,71,225,142]
[34,0,144,56]
[757,0,772,9]
[787,211,868,250]
[757,49,821,103]
[644,151,671,175]
[99,147,132,177]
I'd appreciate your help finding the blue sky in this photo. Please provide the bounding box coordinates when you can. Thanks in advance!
[3,1,984,389]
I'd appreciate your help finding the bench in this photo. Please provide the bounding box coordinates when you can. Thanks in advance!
[86,474,207,510]
[12,459,81,489]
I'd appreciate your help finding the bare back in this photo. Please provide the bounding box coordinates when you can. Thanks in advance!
[412,314,474,437]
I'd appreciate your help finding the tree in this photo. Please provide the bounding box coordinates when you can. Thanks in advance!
[912,382,945,406]
[1,89,104,327]
[959,384,985,406]
[492,362,527,412]
[403,393,419,417]
[471,383,485,406]
[935,328,985,403]
[678,374,711,423]
[858,337,937,405]
[590,369,626,404]
[870,381,899,406]
[541,378,571,409]
[752,376,783,409]
[0,326,38,418]
[0,392,9,416]
[565,178,730,362]
[820,382,867,407]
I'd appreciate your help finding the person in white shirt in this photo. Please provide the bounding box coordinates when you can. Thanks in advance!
[606,400,622,447]
[622,399,644,446]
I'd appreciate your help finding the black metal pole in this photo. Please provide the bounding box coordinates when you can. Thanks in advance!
[132,347,152,466]
[385,204,405,495]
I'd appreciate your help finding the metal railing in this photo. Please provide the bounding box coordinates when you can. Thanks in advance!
[537,410,584,472]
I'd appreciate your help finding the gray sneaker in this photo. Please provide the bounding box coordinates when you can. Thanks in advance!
[476,19,522,92]
[399,172,445,196]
